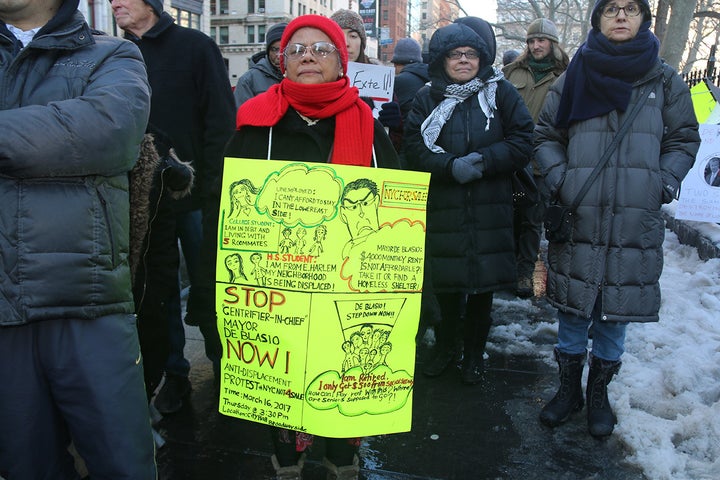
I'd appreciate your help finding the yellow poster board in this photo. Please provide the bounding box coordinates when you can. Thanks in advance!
[690,79,718,125]
[216,158,430,437]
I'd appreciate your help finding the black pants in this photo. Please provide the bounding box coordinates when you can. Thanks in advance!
[435,292,494,354]
[513,198,546,278]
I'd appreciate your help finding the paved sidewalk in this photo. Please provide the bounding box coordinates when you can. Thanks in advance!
[153,294,645,480]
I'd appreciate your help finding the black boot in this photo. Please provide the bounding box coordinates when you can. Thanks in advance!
[539,348,586,427]
[586,355,621,438]
[422,303,461,377]
[460,349,483,385]
[422,338,456,377]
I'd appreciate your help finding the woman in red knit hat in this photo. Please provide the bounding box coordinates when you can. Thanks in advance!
[225,14,399,480]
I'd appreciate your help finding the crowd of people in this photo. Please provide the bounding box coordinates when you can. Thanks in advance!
[0,0,700,479]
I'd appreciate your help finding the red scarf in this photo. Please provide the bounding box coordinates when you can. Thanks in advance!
[236,77,374,166]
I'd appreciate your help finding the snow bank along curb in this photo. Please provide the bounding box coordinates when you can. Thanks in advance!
[662,207,720,260]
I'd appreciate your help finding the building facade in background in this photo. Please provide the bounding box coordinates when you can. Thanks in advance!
[78,0,467,85]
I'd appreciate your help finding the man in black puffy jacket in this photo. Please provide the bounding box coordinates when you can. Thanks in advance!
[0,0,156,477]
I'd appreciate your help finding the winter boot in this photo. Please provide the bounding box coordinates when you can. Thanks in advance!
[271,453,305,480]
[422,317,460,377]
[586,355,621,438]
[460,349,483,385]
[460,310,493,385]
[323,454,360,480]
[539,348,586,427]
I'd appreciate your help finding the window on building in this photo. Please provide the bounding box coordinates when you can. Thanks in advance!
[219,26,229,44]
[210,0,216,14]
[248,25,255,43]
[219,0,228,14]
[259,25,266,43]
[211,26,216,40]
[290,0,293,14]
[259,0,265,11]
[383,10,388,21]
[178,9,190,27]
[248,0,254,14]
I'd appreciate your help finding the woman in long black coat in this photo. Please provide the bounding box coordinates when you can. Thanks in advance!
[404,22,534,384]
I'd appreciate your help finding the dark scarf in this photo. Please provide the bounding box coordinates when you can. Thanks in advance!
[236,76,373,166]
[528,57,554,83]
[555,21,659,128]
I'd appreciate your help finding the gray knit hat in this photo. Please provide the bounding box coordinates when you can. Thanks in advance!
[502,49,519,66]
[391,38,423,64]
[526,18,559,43]
[265,22,287,55]
[110,0,162,16]
[330,9,367,51]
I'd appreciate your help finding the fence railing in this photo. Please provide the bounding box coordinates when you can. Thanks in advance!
[682,68,719,88]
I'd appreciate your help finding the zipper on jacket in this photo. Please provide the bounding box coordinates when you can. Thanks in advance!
[96,186,118,267]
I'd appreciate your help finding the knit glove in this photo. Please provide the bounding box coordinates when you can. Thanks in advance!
[661,173,679,204]
[451,152,484,184]
[378,102,402,129]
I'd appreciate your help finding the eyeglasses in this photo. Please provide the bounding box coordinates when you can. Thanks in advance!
[602,3,642,18]
[446,50,480,61]
[284,42,337,60]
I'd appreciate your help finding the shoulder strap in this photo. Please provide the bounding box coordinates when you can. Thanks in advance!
[569,81,656,211]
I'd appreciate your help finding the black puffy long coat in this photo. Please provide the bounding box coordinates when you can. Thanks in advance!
[403,24,534,295]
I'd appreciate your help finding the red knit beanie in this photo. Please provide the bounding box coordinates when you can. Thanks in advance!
[279,15,349,75]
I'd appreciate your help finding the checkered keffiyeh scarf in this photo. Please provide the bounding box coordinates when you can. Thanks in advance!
[421,70,503,153]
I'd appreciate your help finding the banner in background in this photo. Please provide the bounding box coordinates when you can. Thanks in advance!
[347,61,395,118]
[359,0,377,37]
[676,124,720,222]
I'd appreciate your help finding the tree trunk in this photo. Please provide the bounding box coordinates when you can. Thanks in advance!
[659,0,698,70]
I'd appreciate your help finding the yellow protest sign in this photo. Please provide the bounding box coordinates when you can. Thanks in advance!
[216,158,430,437]
[690,79,718,125]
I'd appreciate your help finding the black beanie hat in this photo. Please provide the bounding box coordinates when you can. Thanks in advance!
[108,0,162,16]
[143,0,163,16]
[265,22,287,55]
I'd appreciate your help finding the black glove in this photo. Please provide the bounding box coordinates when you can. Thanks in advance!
[661,173,679,204]
[161,150,194,197]
[378,102,402,129]
[451,153,484,184]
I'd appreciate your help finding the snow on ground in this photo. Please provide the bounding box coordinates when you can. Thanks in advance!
[489,229,720,480]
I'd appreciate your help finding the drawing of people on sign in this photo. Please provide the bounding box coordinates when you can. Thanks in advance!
[279,227,295,253]
[224,253,248,283]
[227,178,259,218]
[249,251,268,285]
[340,178,380,258]
[308,224,327,257]
[294,228,307,254]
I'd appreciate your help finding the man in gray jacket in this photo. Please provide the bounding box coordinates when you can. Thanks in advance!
[0,0,156,478]
[234,22,288,107]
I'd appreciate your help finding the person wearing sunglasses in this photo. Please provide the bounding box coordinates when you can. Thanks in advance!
[404,21,534,385]
[535,0,700,438]
[224,14,399,480]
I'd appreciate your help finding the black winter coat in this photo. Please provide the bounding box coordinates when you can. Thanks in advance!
[403,23,534,294]
[394,62,430,124]
[225,109,400,170]
[126,13,236,212]
[404,81,534,293]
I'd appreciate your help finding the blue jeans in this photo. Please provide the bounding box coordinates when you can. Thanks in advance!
[557,299,627,362]
[165,209,203,377]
